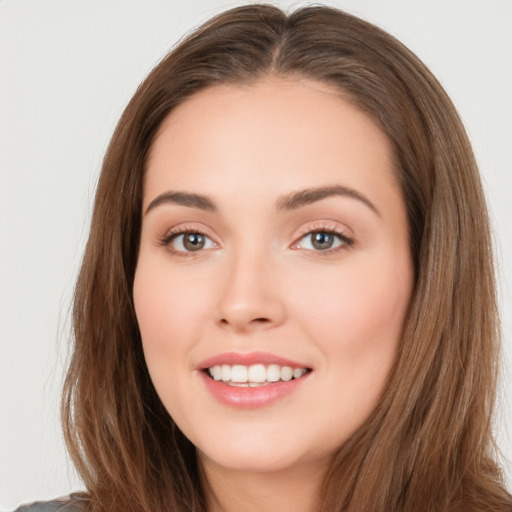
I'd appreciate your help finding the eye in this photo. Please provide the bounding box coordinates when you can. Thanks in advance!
[163,230,217,253]
[294,230,352,252]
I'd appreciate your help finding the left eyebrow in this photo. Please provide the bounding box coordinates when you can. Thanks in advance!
[276,185,380,216]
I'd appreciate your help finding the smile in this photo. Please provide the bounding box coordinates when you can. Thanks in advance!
[197,352,313,408]
[207,364,309,386]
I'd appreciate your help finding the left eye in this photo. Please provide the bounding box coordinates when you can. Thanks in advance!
[296,231,348,251]
[169,232,216,252]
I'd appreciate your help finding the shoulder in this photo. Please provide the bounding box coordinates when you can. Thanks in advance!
[11,493,88,512]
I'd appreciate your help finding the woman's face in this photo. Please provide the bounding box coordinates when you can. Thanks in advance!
[134,77,414,476]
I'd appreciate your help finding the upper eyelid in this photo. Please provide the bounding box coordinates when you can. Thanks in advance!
[162,223,216,239]
[294,220,352,238]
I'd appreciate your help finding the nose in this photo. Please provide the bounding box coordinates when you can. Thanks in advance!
[215,248,286,333]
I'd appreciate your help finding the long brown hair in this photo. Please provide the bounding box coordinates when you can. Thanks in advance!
[62,4,512,511]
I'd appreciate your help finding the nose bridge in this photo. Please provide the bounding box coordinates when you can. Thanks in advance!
[216,241,285,331]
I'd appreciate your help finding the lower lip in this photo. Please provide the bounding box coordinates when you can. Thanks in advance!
[199,371,309,409]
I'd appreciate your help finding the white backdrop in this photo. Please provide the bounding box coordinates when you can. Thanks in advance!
[1,0,511,508]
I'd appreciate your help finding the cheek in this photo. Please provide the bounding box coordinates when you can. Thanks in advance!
[133,261,214,425]
[132,260,209,395]
[134,259,210,345]
[291,250,412,381]
[292,253,412,434]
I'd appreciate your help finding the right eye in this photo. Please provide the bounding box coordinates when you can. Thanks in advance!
[163,230,217,254]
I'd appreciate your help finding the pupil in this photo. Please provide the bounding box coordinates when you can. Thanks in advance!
[312,232,333,250]
[184,233,205,251]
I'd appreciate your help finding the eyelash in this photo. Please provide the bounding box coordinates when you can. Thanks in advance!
[293,224,354,256]
[159,224,353,257]
[159,227,216,258]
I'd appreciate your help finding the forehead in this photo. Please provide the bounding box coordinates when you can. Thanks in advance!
[143,77,400,212]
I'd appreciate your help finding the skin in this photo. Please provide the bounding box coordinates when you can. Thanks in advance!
[133,77,414,512]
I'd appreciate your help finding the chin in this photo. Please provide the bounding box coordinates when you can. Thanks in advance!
[193,424,334,475]
[199,445,303,474]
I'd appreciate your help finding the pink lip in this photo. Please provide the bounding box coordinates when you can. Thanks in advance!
[196,351,309,370]
[195,351,312,409]
[198,371,310,409]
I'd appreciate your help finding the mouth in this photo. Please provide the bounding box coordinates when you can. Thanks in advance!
[197,352,313,408]
[204,363,311,387]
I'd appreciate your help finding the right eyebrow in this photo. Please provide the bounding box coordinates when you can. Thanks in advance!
[145,191,217,215]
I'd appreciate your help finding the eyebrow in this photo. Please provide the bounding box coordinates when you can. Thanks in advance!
[146,191,217,214]
[145,185,379,216]
[276,185,380,215]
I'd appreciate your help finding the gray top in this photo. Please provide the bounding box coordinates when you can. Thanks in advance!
[10,494,86,512]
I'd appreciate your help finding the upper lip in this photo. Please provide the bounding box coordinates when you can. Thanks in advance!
[196,351,311,370]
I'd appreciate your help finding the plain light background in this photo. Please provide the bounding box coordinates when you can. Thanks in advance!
[1,0,511,509]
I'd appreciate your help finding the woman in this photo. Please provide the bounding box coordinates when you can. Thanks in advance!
[14,4,512,512]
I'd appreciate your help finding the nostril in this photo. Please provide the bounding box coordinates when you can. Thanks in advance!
[219,317,270,325]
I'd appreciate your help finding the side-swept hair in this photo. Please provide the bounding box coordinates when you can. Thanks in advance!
[62,5,511,511]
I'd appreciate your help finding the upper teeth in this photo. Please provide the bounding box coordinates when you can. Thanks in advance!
[208,364,307,386]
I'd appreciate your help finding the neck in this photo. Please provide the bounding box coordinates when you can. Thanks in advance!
[200,456,328,512]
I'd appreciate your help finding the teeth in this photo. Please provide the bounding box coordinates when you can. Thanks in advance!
[211,365,222,381]
[221,364,231,382]
[207,364,309,385]
[281,366,293,381]
[248,364,266,383]
[230,365,248,383]
[293,368,307,379]
[267,364,281,382]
